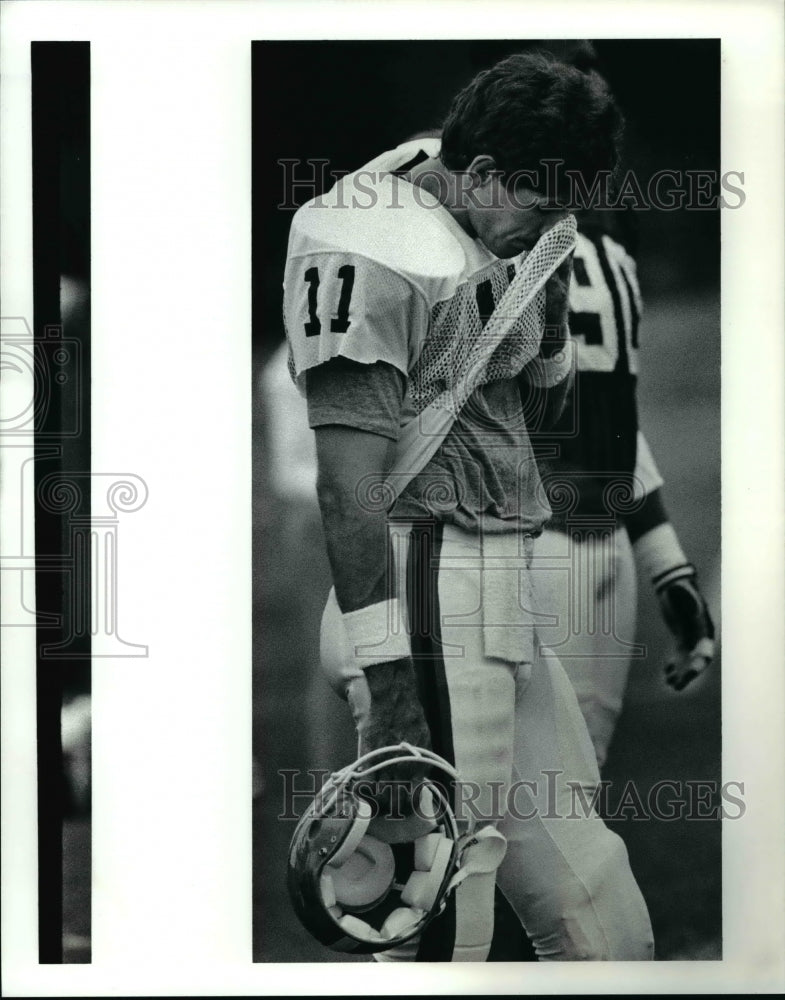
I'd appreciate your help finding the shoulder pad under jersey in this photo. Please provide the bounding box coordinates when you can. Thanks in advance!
[287,158,492,308]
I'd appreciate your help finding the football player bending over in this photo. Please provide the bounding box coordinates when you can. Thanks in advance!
[284,53,654,961]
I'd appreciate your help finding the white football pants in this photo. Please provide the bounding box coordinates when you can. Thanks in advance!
[371,521,653,962]
[530,526,638,769]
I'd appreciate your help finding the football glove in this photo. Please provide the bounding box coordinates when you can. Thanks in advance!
[630,504,716,692]
[654,568,716,691]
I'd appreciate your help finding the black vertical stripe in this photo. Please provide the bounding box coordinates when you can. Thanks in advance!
[406,521,455,768]
[32,41,65,966]
[586,232,629,374]
[618,265,641,350]
[405,521,540,962]
[405,520,457,961]
[32,41,92,964]
[572,255,591,286]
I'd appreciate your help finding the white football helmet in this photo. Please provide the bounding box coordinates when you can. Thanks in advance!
[286,743,505,954]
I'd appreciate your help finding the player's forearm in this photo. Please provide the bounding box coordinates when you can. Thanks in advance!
[313,424,398,613]
[316,471,393,612]
[627,487,695,587]
[318,482,429,755]
[625,486,669,545]
[314,425,431,763]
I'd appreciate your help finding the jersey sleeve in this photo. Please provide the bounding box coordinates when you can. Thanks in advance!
[305,357,406,441]
[283,251,429,392]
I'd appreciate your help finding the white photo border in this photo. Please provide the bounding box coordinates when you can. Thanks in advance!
[1,0,784,995]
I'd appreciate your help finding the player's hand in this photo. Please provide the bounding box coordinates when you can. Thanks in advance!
[349,656,432,816]
[656,573,716,691]
[544,252,574,330]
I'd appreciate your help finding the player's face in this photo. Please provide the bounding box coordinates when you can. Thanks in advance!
[466,172,568,259]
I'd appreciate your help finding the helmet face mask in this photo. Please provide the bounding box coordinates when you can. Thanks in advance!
[286,744,468,954]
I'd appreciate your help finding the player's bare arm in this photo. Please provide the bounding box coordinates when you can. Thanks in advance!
[314,424,431,791]
[313,425,396,612]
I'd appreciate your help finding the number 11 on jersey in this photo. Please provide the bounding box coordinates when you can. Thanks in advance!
[303,264,356,337]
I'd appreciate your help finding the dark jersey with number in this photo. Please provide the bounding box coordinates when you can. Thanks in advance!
[535,226,642,529]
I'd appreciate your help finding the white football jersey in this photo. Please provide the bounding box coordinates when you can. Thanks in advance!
[282,139,578,535]
[283,139,527,421]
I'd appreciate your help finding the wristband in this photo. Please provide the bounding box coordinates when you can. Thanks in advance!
[632,522,693,591]
[342,598,411,668]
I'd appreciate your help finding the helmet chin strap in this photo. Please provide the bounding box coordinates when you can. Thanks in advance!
[290,742,510,954]
[448,826,508,894]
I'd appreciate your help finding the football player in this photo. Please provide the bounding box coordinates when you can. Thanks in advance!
[531,209,716,769]
[282,53,653,961]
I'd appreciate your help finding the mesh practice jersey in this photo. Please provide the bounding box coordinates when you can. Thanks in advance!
[283,139,556,534]
[537,228,663,528]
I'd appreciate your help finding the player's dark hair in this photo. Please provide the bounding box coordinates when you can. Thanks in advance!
[440,52,624,200]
